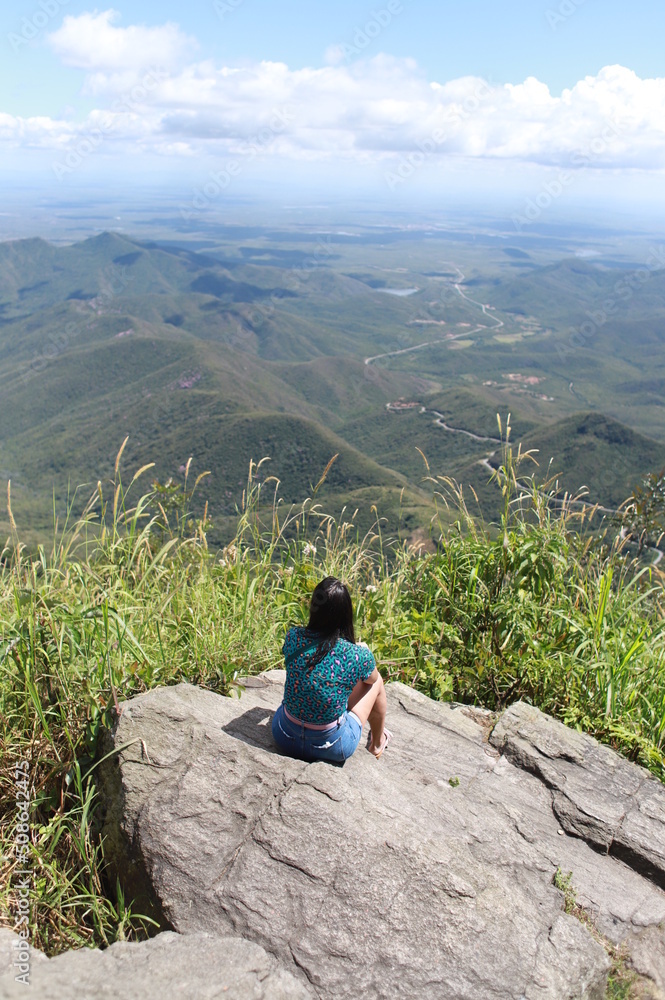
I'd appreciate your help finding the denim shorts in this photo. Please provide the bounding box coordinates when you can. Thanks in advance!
[271,703,363,764]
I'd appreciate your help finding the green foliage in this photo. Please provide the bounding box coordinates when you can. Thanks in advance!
[552,868,644,998]
[553,868,577,914]
[4,230,665,549]
[620,468,665,555]
[605,966,640,1000]
[1,435,664,958]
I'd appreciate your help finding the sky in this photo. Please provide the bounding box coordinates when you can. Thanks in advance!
[2,0,665,216]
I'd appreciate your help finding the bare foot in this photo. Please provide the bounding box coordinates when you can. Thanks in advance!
[366,729,393,759]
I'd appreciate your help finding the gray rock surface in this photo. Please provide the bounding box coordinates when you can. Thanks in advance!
[490,701,665,888]
[0,929,312,1000]
[0,928,47,980]
[92,674,665,999]
[627,924,665,996]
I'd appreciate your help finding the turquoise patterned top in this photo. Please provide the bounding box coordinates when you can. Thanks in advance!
[282,626,376,724]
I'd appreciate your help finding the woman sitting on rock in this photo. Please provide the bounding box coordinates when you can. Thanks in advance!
[272,576,392,764]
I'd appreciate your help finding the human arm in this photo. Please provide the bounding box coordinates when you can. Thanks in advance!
[360,665,380,686]
[354,642,379,686]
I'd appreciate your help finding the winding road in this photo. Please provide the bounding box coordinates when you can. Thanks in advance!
[362,263,663,561]
[364,260,505,367]
[364,324,484,366]
[427,409,501,444]
[365,260,509,454]
[451,272,505,332]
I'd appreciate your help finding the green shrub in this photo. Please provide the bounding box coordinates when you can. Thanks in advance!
[1,432,663,954]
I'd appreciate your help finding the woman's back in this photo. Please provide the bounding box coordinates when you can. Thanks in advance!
[282,625,375,725]
[272,576,390,764]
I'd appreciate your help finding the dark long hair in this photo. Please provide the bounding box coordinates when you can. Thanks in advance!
[303,576,355,669]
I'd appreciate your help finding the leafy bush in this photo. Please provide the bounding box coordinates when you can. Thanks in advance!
[1,432,664,954]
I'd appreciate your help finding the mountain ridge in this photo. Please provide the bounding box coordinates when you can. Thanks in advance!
[2,232,664,544]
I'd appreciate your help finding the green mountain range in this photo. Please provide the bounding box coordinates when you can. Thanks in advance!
[1,231,664,546]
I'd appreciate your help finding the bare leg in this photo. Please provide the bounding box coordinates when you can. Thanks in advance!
[347,675,387,751]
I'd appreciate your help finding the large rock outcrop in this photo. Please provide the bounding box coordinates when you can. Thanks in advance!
[491,701,665,889]
[0,927,310,999]
[90,672,665,999]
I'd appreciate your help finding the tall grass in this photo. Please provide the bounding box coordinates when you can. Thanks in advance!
[1,433,664,955]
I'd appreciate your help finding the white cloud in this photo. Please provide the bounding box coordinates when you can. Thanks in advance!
[7,19,665,176]
[0,112,77,149]
[47,9,195,72]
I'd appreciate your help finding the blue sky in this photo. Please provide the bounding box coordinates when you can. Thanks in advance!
[4,0,665,115]
[2,1,665,212]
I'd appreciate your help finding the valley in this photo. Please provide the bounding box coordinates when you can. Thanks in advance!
[1,209,664,548]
